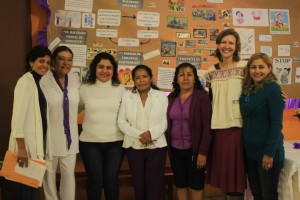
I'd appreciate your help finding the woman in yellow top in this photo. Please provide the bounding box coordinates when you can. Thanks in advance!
[205,29,246,200]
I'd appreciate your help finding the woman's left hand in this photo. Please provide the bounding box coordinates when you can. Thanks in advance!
[197,154,206,169]
[262,155,273,171]
[139,131,152,144]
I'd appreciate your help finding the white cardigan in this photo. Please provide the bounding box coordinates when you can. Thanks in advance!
[9,72,52,161]
[118,89,168,148]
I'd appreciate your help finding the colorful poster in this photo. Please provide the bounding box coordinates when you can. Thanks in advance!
[270,9,290,34]
[168,0,185,12]
[118,66,135,87]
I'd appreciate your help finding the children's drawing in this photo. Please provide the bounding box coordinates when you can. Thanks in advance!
[232,8,268,26]
[270,9,290,34]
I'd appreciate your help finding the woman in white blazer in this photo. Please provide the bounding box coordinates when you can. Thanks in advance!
[9,45,52,200]
[118,65,168,200]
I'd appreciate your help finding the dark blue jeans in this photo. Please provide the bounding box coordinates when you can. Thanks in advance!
[18,184,39,200]
[79,141,124,200]
[245,158,283,200]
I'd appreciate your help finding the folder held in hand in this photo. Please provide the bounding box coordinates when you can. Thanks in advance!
[0,150,46,188]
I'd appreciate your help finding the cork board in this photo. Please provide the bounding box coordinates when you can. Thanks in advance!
[47,0,300,97]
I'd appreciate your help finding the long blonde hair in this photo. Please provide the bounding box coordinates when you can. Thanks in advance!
[242,53,278,96]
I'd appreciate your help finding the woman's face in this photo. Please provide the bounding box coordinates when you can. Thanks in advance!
[249,58,271,85]
[53,51,73,77]
[30,55,51,76]
[133,69,152,93]
[217,34,237,60]
[177,66,195,91]
[96,59,113,82]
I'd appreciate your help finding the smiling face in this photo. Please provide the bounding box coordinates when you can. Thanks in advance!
[217,34,237,60]
[133,69,152,94]
[96,59,113,83]
[30,55,51,76]
[177,66,195,92]
[249,58,271,86]
[53,51,73,77]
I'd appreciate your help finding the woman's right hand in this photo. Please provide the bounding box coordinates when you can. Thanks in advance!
[16,138,29,168]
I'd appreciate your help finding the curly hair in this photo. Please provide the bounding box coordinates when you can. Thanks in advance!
[242,53,278,96]
[215,29,241,62]
[87,52,120,86]
[172,62,204,97]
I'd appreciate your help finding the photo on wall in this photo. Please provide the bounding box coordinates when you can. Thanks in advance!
[161,41,176,57]
[193,29,207,38]
[167,16,188,29]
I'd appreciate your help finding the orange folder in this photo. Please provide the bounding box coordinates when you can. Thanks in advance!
[0,150,46,188]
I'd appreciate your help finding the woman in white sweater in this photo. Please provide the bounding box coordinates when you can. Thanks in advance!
[79,52,125,200]
[118,65,168,200]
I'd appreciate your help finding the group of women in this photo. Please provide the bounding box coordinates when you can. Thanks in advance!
[9,28,285,200]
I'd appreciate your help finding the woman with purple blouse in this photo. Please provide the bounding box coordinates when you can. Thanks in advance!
[166,62,212,200]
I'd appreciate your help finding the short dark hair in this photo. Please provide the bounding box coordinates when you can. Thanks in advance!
[172,62,204,96]
[25,45,52,72]
[52,46,73,60]
[215,29,241,62]
[131,65,159,92]
[87,52,120,86]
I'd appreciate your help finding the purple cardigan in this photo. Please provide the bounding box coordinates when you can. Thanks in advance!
[166,89,212,155]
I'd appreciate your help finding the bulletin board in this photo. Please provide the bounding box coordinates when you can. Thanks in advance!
[47,0,300,97]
